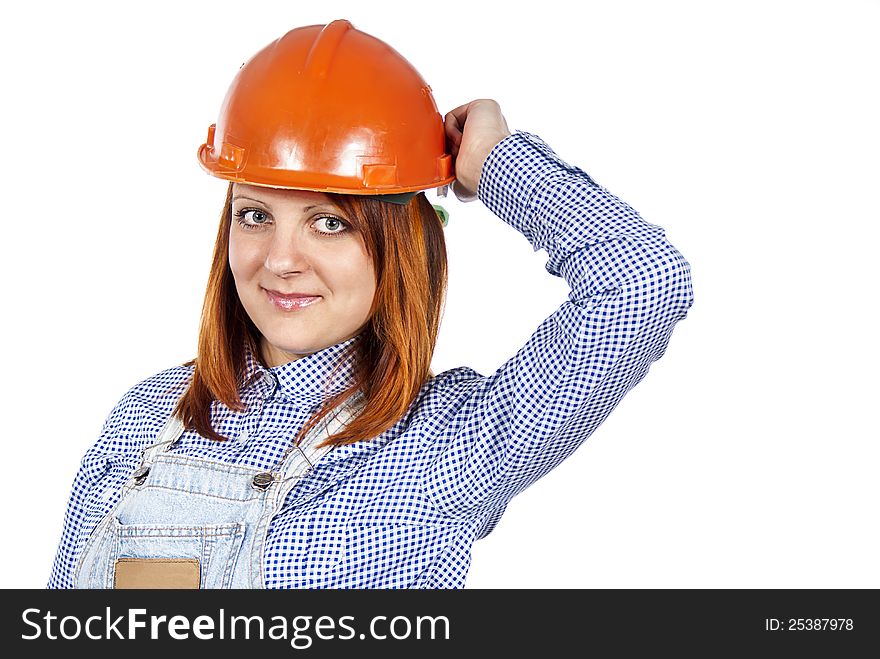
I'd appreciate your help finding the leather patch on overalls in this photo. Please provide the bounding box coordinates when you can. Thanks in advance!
[114,558,201,589]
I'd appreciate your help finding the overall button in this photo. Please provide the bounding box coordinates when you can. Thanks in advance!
[132,466,150,485]
[252,473,274,491]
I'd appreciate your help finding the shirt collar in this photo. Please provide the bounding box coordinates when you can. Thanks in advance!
[241,333,362,408]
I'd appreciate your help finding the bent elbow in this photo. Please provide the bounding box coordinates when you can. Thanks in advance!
[665,246,694,317]
[641,241,694,319]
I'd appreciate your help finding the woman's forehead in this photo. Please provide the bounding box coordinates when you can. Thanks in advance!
[232,183,334,206]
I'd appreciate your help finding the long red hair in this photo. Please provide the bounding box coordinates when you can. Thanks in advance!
[172,182,448,447]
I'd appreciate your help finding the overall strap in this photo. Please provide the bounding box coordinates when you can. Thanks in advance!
[278,390,366,481]
[139,413,186,463]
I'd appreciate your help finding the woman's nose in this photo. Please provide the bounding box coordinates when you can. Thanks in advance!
[263,229,310,276]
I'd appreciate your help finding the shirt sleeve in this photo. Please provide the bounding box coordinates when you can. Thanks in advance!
[422,129,694,520]
[46,392,135,588]
[46,364,196,588]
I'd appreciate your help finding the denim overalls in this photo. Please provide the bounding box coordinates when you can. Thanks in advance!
[73,392,364,588]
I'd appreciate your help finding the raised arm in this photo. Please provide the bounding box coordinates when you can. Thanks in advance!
[423,102,694,520]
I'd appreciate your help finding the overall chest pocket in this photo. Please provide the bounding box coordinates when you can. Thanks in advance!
[109,518,246,589]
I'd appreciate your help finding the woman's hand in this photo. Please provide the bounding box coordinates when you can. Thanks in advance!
[444,99,511,202]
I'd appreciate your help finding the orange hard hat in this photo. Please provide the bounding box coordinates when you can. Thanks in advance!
[197,19,454,205]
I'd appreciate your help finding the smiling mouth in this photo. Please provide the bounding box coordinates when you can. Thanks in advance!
[264,289,322,311]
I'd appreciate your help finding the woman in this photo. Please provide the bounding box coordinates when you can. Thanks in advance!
[48,20,693,589]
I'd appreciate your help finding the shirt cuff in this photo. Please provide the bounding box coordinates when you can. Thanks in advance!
[476,130,600,254]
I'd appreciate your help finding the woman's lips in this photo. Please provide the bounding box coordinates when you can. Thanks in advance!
[264,289,321,311]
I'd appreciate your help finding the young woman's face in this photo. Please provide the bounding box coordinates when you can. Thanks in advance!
[229,183,376,367]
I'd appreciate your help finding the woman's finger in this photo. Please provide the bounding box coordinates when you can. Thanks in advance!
[444,112,463,149]
[451,178,477,203]
[445,101,472,126]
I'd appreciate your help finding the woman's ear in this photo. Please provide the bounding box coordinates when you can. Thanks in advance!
[432,204,449,227]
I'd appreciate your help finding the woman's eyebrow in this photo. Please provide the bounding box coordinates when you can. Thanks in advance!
[231,196,338,213]
[231,195,271,205]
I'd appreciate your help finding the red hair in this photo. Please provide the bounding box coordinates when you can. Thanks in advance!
[173,182,448,447]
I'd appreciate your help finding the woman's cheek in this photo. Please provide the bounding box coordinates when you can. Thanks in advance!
[228,237,260,279]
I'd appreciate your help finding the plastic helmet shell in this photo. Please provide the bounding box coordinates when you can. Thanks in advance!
[197,19,455,196]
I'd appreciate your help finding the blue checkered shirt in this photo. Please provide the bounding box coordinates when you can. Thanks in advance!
[48,130,694,588]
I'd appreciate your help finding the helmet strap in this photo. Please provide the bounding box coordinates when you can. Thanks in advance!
[370,191,419,205]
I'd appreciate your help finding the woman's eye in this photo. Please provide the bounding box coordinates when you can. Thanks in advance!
[314,216,348,235]
[243,209,269,224]
[233,209,347,235]
[232,208,271,230]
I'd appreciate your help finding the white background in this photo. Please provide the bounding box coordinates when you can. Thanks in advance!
[0,0,877,589]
